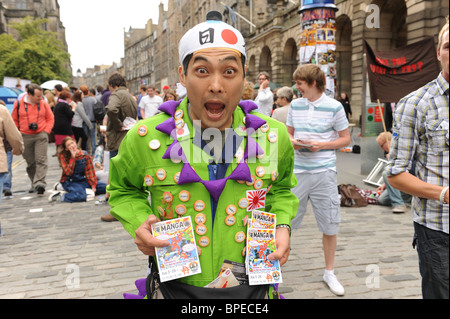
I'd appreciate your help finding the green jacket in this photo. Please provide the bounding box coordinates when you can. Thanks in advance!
[108,97,298,287]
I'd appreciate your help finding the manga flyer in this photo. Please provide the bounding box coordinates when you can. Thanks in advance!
[247,228,282,285]
[250,210,276,229]
[245,211,282,285]
[151,216,201,282]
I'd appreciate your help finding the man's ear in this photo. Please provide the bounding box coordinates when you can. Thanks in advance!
[178,66,186,87]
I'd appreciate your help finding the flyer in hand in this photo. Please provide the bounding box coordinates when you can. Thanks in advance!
[151,216,201,282]
[250,210,276,229]
[246,211,282,285]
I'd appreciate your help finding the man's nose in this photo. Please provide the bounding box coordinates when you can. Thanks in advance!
[209,74,224,94]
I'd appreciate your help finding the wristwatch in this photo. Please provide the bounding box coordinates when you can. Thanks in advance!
[276,224,291,236]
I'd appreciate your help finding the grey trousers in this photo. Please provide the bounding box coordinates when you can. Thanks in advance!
[22,131,49,189]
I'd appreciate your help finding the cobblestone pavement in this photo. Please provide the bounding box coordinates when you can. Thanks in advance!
[0,145,421,299]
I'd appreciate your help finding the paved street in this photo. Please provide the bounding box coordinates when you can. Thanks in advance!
[0,139,421,299]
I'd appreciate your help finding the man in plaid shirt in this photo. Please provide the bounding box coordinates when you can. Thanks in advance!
[387,19,449,299]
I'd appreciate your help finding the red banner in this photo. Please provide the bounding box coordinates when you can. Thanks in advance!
[364,37,441,102]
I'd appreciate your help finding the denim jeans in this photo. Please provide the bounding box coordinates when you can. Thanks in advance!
[83,122,97,156]
[413,222,449,299]
[0,172,6,205]
[2,151,12,191]
[378,170,411,207]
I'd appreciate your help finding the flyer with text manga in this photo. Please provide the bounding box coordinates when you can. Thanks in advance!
[152,216,201,282]
[246,211,283,286]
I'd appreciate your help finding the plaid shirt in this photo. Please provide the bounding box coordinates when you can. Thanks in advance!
[387,72,449,234]
[60,150,97,189]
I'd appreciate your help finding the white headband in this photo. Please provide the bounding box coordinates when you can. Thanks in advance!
[178,13,246,66]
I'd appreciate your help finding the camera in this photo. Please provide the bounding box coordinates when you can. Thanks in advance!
[29,123,38,131]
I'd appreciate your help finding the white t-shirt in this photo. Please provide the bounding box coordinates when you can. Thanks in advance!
[139,94,163,118]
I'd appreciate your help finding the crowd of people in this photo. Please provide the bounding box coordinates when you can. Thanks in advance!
[0,12,447,300]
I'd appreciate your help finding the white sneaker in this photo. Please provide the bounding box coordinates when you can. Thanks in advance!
[86,188,95,201]
[48,191,62,202]
[53,182,64,191]
[323,272,345,296]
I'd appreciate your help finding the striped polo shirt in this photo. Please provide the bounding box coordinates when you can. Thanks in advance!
[286,93,349,173]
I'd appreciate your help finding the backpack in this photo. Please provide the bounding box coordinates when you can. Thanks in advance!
[93,99,105,123]
[338,184,368,207]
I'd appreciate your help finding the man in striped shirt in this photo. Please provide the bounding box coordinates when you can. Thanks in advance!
[387,20,449,299]
[286,64,350,296]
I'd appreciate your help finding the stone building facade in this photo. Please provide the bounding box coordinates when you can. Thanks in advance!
[120,0,447,124]
[0,0,67,48]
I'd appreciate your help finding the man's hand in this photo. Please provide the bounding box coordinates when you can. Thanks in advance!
[260,79,270,90]
[267,227,290,266]
[134,215,170,256]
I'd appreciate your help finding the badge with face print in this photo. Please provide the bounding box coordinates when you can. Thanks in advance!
[195,213,207,224]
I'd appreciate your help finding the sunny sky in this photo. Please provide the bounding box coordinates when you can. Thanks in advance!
[58,0,168,75]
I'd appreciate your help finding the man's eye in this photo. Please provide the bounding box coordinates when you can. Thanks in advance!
[225,68,236,75]
[196,67,207,74]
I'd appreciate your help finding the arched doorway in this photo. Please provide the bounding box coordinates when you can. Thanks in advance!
[247,55,256,83]
[365,0,407,50]
[282,38,298,86]
[336,14,352,98]
[259,46,272,77]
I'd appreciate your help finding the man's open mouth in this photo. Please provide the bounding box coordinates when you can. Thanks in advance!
[204,102,225,118]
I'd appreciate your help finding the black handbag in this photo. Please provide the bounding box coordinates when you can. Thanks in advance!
[146,257,269,299]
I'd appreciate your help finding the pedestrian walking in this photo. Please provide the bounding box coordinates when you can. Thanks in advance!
[52,90,75,153]
[286,64,350,296]
[139,85,163,119]
[11,84,54,194]
[254,72,274,117]
[337,92,352,120]
[80,85,97,156]
[1,101,24,203]
[71,91,92,151]
[100,73,138,222]
[106,11,298,299]
[387,19,449,299]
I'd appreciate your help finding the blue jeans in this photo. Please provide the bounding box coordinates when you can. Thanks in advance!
[378,170,411,207]
[83,122,97,156]
[2,151,12,191]
[0,172,6,205]
[413,222,449,299]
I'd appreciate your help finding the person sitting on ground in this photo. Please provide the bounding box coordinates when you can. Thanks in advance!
[49,136,106,203]
[376,131,411,213]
